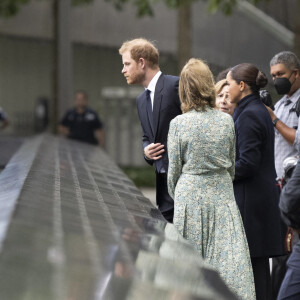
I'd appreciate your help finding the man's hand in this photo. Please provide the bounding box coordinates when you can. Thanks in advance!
[144,143,165,160]
[95,129,105,147]
[265,105,276,121]
[264,104,296,144]
[58,125,70,136]
[0,119,9,130]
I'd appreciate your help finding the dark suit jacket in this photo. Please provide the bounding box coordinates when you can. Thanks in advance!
[279,159,300,230]
[136,73,181,173]
[233,93,285,258]
[279,159,300,255]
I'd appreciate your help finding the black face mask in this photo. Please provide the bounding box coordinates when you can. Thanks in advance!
[274,71,294,95]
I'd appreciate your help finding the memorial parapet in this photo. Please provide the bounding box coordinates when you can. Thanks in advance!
[0,135,237,300]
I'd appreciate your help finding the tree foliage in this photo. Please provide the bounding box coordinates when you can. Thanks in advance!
[105,0,267,17]
[0,0,95,17]
[0,0,30,17]
[0,0,268,18]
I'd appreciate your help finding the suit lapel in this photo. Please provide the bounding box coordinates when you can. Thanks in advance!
[153,74,164,138]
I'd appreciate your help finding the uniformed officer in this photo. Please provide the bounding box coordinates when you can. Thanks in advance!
[59,90,104,146]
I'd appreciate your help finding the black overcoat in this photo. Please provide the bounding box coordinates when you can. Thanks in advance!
[233,93,285,258]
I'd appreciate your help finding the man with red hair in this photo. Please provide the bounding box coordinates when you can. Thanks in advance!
[119,38,181,222]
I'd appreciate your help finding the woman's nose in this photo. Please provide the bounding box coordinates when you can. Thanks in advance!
[224,96,230,104]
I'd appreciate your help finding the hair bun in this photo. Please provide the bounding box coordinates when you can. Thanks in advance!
[256,71,268,89]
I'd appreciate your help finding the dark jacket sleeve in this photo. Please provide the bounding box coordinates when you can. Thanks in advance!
[279,159,300,229]
[136,95,154,166]
[235,111,264,181]
[93,112,103,130]
[60,111,70,127]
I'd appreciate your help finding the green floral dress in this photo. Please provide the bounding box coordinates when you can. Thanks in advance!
[167,108,255,300]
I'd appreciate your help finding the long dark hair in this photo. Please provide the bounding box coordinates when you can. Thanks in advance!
[230,63,268,93]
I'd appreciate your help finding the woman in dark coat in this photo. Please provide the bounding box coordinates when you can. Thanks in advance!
[226,63,285,300]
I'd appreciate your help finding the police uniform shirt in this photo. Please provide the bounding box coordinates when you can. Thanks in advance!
[61,107,103,145]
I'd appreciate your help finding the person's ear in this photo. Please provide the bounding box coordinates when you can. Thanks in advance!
[239,81,245,92]
[294,69,299,79]
[139,58,146,69]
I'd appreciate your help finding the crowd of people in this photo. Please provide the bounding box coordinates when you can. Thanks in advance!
[119,38,300,300]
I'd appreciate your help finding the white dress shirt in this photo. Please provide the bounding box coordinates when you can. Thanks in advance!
[146,71,162,109]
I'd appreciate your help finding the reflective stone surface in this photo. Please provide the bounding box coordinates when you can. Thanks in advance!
[0,136,24,168]
[0,135,237,300]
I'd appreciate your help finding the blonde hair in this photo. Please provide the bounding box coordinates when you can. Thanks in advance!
[119,38,159,69]
[215,79,227,95]
[179,58,216,113]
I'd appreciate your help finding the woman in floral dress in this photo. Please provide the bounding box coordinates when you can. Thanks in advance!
[167,58,255,300]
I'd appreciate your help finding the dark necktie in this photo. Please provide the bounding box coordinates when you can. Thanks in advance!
[285,99,292,106]
[146,89,154,134]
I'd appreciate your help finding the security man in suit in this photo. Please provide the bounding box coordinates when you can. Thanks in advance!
[119,38,181,222]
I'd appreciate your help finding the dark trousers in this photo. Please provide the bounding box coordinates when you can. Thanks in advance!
[271,185,290,299]
[156,172,174,223]
[251,257,271,300]
[277,247,300,300]
[271,255,290,299]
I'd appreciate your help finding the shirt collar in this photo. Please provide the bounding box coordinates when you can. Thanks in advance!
[289,87,300,103]
[282,87,300,104]
[146,71,162,93]
[233,93,259,122]
[237,93,258,108]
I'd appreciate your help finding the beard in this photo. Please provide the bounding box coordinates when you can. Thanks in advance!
[126,70,145,85]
